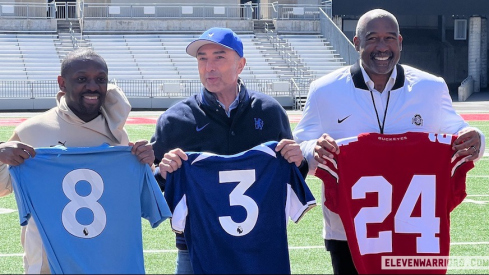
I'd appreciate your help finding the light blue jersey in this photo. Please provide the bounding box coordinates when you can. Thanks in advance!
[10,144,171,274]
[165,141,316,274]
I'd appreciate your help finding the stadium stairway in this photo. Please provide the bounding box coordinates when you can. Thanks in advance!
[252,32,308,79]
[0,31,346,101]
[248,32,346,80]
[279,34,346,79]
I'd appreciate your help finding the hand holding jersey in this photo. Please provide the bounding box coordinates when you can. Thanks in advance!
[128,139,156,166]
[2,137,154,169]
[315,127,482,165]
[158,148,188,180]
[275,138,304,167]
[451,127,483,160]
[0,141,36,166]
[159,139,304,180]
[314,133,340,163]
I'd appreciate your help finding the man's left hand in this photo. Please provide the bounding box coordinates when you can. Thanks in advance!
[452,128,482,161]
[130,140,155,166]
[276,139,304,167]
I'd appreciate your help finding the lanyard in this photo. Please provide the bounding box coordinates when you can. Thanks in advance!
[369,90,391,134]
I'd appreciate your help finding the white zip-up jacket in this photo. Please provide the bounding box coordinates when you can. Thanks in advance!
[293,62,486,241]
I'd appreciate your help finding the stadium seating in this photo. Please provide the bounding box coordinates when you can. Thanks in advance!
[279,34,346,78]
[0,32,346,83]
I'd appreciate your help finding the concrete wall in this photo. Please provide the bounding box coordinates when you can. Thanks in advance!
[274,20,319,33]
[0,98,57,111]
[0,0,43,3]
[0,19,57,32]
[82,19,253,33]
[277,0,320,4]
[333,0,489,17]
[101,0,238,4]
[0,96,294,111]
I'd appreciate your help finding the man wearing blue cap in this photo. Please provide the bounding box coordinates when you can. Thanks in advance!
[151,27,308,274]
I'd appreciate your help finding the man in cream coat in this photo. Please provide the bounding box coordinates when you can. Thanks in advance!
[0,48,154,273]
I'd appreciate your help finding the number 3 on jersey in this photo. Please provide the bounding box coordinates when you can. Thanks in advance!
[218,169,259,237]
[61,169,107,239]
[353,175,440,255]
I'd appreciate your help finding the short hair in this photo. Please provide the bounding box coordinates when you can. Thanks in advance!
[355,9,400,38]
[60,48,108,77]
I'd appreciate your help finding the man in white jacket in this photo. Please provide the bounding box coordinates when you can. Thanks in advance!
[293,8,485,274]
[0,48,154,273]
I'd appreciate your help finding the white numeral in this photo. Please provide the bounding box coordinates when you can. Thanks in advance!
[61,169,107,238]
[218,170,258,237]
[353,175,439,255]
[395,175,440,253]
[353,176,392,255]
[429,133,452,144]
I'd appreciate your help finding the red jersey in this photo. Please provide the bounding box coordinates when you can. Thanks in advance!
[315,132,474,274]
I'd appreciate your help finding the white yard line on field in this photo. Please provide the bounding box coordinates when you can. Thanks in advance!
[451,242,489,245]
[0,253,22,257]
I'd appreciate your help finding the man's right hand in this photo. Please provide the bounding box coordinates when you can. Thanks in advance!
[314,133,339,165]
[0,141,36,166]
[158,148,188,180]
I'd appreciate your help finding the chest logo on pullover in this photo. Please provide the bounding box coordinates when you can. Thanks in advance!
[50,141,67,147]
[196,123,209,132]
[254,118,264,130]
[412,114,423,126]
[337,115,351,124]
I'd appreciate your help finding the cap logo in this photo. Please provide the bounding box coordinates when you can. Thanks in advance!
[208,33,214,37]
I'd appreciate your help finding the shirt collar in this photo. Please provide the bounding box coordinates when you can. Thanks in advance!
[217,84,242,118]
[200,79,245,117]
[360,60,397,93]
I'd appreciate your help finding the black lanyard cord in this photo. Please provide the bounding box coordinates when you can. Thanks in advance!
[369,90,391,134]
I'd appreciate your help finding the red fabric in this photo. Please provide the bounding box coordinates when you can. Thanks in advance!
[315,132,474,274]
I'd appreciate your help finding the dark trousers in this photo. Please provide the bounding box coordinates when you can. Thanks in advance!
[325,239,358,275]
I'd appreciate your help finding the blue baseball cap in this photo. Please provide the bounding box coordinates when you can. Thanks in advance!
[186,27,243,58]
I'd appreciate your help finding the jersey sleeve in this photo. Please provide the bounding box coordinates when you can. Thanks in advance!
[449,156,474,211]
[286,164,316,223]
[314,155,339,214]
[9,166,31,226]
[140,164,172,228]
[164,165,189,234]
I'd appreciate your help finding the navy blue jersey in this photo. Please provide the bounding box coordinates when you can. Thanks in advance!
[165,141,316,274]
[10,144,171,274]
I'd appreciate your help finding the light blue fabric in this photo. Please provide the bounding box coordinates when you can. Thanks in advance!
[10,144,171,274]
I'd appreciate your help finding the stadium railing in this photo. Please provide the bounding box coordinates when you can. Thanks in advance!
[80,2,331,21]
[0,78,309,98]
[318,8,358,66]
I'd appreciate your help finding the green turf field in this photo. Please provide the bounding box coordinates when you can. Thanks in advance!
[0,121,487,274]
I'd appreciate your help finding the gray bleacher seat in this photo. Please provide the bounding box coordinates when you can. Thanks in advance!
[279,34,346,78]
